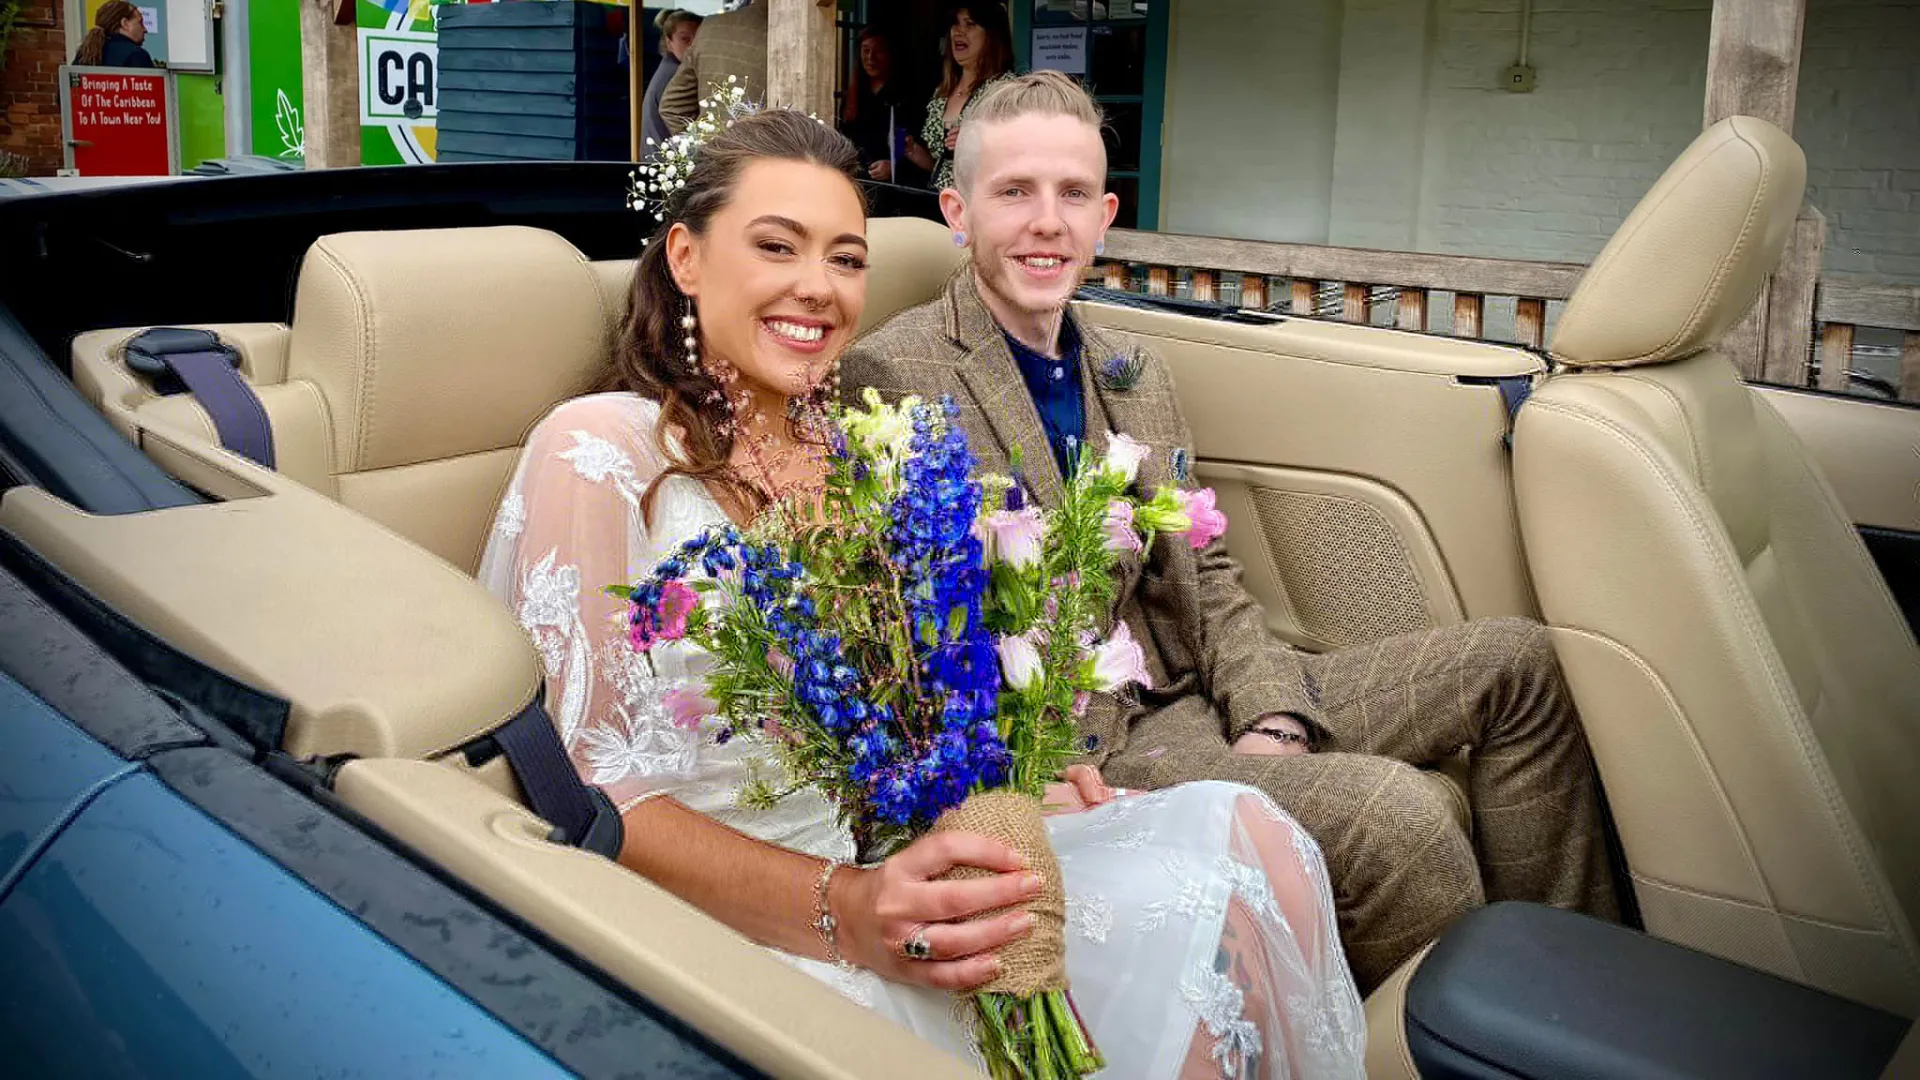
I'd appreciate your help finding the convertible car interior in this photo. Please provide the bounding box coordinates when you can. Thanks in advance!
[1,116,1916,1078]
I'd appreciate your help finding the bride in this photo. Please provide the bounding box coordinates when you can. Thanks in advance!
[478,109,1364,1079]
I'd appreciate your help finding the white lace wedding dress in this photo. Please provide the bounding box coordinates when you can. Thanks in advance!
[478,392,1366,1079]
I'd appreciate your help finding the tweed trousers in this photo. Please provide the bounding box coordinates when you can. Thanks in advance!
[1100,617,1620,992]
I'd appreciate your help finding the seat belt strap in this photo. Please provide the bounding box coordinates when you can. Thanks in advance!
[487,702,624,859]
[1495,374,1535,451]
[124,328,276,469]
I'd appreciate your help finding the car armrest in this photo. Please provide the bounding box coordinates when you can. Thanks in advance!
[1406,902,1911,1080]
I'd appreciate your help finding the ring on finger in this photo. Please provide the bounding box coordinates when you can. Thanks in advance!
[901,924,935,962]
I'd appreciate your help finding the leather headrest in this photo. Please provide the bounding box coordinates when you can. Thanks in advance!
[288,226,611,472]
[860,216,968,335]
[1551,116,1806,369]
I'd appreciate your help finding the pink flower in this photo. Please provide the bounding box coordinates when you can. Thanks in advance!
[656,580,699,640]
[983,506,1046,569]
[662,685,716,730]
[1102,432,1151,484]
[1103,500,1143,554]
[1088,620,1153,692]
[1174,487,1228,550]
[1072,690,1092,717]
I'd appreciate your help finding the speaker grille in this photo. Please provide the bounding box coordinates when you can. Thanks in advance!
[1245,486,1431,648]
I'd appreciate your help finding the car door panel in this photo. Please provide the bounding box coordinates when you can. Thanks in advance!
[1081,303,1544,650]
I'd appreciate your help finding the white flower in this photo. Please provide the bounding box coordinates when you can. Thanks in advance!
[997,631,1043,691]
[1102,432,1151,484]
[982,506,1046,569]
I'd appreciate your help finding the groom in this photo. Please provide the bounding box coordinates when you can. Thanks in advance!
[842,71,1619,992]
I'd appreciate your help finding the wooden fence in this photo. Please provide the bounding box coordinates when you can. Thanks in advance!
[1094,228,1920,403]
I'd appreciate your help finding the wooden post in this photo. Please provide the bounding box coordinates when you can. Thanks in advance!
[1190,270,1217,304]
[1515,297,1546,349]
[1704,0,1807,133]
[1105,263,1130,291]
[1454,292,1484,339]
[1818,322,1854,392]
[1341,283,1370,324]
[1704,0,1811,381]
[299,0,360,169]
[1240,275,1267,309]
[767,0,836,120]
[630,0,646,162]
[1290,280,1316,317]
[1396,287,1428,331]
[1761,205,1825,385]
[1147,266,1171,297]
[1902,331,1920,403]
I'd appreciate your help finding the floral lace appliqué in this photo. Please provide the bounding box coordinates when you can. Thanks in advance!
[559,429,645,505]
[494,490,526,539]
[1066,894,1114,944]
[1138,854,1226,933]
[1181,966,1262,1078]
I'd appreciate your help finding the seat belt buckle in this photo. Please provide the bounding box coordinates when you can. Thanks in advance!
[125,327,241,396]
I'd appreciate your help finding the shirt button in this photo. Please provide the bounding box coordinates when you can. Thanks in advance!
[1052,366,1064,380]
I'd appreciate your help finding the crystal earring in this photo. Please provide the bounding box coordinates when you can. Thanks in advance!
[1095,238,1106,256]
[680,304,699,370]
[952,230,967,247]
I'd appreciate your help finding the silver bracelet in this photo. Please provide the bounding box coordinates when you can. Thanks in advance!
[810,858,848,967]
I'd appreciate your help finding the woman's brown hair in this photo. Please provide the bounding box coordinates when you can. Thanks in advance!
[599,108,862,524]
[936,3,1015,100]
[74,0,141,66]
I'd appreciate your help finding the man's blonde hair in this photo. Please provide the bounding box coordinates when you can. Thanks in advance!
[952,71,1105,193]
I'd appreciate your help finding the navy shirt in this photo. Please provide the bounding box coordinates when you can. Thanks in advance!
[1005,320,1086,480]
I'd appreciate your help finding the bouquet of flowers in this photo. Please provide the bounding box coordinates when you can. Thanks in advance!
[611,392,1225,1079]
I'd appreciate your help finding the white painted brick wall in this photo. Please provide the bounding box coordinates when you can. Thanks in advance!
[1407,0,1713,263]
[1156,0,1920,287]
[1796,0,1920,282]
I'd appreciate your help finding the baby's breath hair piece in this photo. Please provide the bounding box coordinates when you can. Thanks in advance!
[628,77,831,231]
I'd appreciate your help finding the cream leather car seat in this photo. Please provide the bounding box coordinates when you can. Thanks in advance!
[1513,116,1920,1015]
[74,225,614,573]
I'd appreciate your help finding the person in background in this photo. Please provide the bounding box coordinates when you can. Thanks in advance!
[642,9,703,159]
[73,0,155,68]
[904,3,1014,191]
[660,0,768,137]
[839,27,921,187]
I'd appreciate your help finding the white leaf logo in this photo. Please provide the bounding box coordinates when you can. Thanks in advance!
[275,89,306,160]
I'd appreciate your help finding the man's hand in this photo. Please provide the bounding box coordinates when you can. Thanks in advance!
[1232,714,1312,756]
[1042,763,1115,815]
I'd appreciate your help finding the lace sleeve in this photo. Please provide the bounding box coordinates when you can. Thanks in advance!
[478,394,702,812]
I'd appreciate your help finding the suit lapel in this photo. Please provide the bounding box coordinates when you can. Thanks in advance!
[947,274,1067,508]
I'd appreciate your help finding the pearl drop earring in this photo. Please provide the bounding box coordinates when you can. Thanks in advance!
[680,305,698,369]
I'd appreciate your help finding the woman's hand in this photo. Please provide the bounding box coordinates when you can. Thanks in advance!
[944,123,961,151]
[1042,763,1116,816]
[904,138,935,171]
[832,831,1042,990]
[867,160,893,182]
[1231,714,1313,756]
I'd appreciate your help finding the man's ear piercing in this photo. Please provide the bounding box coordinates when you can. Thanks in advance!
[1095,238,1106,256]
[953,231,967,247]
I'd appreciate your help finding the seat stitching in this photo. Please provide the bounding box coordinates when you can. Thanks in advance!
[1609,371,1708,494]
[312,241,376,471]
[1628,872,1894,936]
[1552,625,1774,911]
[1528,397,1897,934]
[292,377,338,479]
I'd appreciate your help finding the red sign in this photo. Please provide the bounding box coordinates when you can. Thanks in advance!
[64,68,175,176]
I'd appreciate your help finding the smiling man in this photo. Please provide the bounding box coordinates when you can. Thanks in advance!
[841,72,1618,992]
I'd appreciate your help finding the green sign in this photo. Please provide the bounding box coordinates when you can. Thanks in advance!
[247,0,441,165]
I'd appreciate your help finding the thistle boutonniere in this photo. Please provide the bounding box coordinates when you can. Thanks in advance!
[1097,350,1145,392]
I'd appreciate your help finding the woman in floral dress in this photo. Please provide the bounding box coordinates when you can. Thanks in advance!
[904,4,1016,191]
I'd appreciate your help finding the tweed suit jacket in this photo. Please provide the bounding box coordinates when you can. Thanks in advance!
[842,272,1322,765]
[659,0,768,135]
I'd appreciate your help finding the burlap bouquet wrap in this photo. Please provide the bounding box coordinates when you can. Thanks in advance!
[930,791,1068,998]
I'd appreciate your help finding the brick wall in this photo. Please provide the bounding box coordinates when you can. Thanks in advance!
[1158,0,1920,287]
[1797,0,1920,281]
[1,0,67,176]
